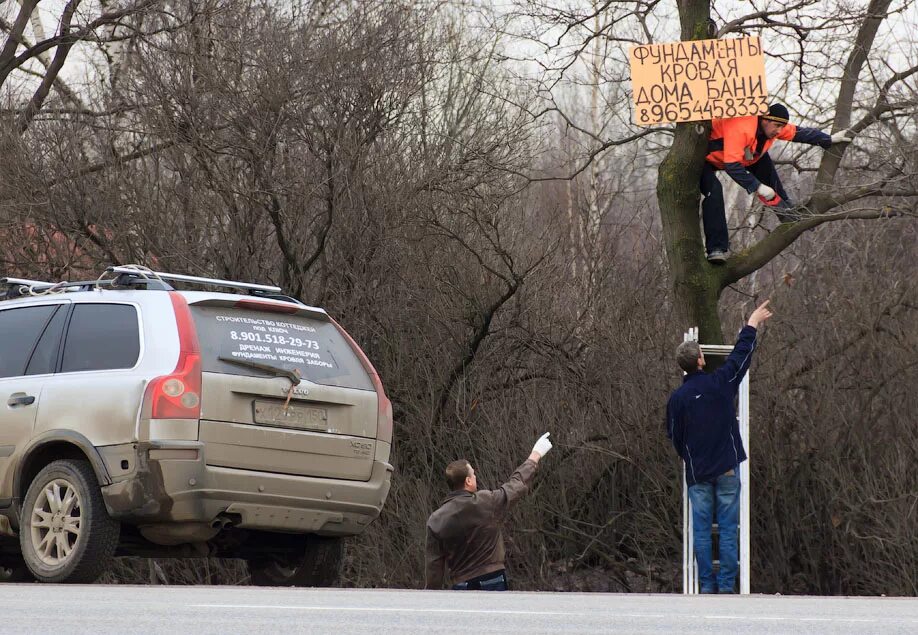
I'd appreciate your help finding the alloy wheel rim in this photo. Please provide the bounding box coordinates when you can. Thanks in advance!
[30,478,82,566]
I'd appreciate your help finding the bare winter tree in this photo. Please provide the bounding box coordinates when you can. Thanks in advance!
[502,0,917,594]
[0,0,167,135]
[508,0,917,341]
[0,0,915,595]
[659,0,918,341]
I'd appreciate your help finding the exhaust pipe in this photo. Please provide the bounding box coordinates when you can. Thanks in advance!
[211,514,238,530]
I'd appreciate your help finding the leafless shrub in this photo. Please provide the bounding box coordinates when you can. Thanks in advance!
[0,0,915,595]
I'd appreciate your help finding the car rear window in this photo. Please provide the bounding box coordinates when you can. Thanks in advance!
[61,304,141,372]
[190,306,373,391]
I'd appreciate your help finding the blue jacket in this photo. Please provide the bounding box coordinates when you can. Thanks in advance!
[666,325,757,486]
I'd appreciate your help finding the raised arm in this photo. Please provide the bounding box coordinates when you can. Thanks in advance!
[482,433,551,517]
[785,123,853,149]
[712,301,773,390]
[791,126,831,147]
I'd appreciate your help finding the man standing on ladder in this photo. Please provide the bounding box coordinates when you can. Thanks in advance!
[666,301,773,593]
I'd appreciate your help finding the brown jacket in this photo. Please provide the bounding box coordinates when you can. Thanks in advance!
[424,459,538,589]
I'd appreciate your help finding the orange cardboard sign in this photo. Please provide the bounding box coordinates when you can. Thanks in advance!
[629,37,768,126]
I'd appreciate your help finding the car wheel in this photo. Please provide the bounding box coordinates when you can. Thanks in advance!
[20,459,120,583]
[247,536,343,587]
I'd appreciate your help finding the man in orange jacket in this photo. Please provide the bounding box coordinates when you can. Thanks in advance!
[701,103,853,263]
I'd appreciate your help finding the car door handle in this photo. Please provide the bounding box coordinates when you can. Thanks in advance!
[7,394,35,407]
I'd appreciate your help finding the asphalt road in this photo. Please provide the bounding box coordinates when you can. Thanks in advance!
[0,585,916,634]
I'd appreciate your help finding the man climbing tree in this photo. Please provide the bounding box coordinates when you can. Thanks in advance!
[656,0,916,344]
[701,103,853,262]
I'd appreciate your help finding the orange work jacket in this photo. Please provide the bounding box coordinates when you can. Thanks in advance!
[705,116,797,169]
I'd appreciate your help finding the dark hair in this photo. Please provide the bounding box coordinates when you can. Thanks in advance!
[676,341,702,373]
[445,459,472,490]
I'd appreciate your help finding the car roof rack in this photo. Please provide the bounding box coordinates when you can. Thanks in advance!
[1,273,172,298]
[106,266,282,294]
[0,277,57,300]
[1,276,55,287]
[1,266,285,300]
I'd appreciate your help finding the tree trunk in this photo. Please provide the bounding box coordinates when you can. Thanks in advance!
[657,121,724,344]
[664,0,720,341]
[657,0,725,343]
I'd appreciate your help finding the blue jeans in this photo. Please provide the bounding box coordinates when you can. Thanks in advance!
[452,570,508,591]
[700,154,793,254]
[688,470,741,593]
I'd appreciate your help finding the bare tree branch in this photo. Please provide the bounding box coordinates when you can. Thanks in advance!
[0,0,158,92]
[715,0,817,38]
[721,205,910,284]
[0,0,39,78]
[16,0,82,134]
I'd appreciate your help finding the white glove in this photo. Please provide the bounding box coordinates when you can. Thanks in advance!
[757,183,776,200]
[830,129,854,144]
[532,432,552,457]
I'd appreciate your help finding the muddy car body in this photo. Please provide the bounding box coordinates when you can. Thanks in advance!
[0,268,393,584]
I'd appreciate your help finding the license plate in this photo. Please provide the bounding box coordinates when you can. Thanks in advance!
[253,401,328,431]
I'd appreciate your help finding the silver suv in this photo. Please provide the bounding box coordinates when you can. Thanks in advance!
[0,267,393,584]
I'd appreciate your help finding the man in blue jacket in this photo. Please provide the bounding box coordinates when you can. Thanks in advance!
[666,301,773,593]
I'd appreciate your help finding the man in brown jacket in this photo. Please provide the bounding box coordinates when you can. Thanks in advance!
[425,432,552,590]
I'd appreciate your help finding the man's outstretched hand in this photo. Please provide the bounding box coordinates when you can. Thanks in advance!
[830,129,854,145]
[529,432,552,462]
[747,300,774,329]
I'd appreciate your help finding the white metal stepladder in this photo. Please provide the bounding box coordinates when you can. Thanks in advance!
[681,327,751,595]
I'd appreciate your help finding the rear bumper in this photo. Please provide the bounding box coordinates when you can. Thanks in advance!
[98,440,393,537]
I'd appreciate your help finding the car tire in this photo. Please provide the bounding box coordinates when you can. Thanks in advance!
[247,535,343,587]
[20,459,120,583]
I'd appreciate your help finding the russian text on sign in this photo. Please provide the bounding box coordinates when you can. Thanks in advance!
[629,36,767,126]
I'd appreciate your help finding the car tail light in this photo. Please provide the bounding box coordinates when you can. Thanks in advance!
[330,318,392,444]
[233,298,299,314]
[144,292,202,419]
